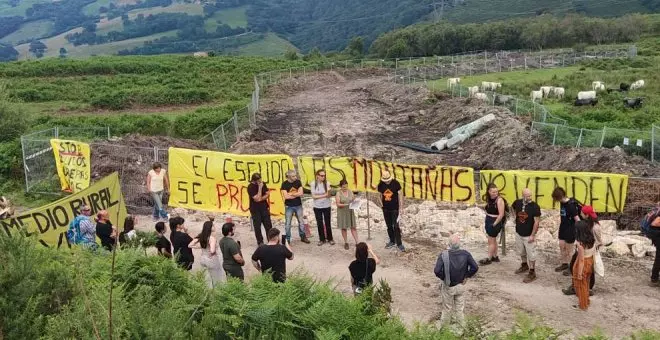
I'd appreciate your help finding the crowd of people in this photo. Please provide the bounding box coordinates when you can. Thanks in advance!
[64,162,660,333]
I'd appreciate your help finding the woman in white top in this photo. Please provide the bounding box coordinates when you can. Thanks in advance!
[146,162,169,221]
[311,169,334,246]
[189,221,225,288]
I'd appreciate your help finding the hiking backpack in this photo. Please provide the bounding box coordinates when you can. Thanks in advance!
[640,207,660,239]
[569,198,582,218]
[66,215,86,245]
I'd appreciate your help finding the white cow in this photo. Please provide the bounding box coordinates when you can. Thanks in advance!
[540,86,554,98]
[193,51,209,57]
[553,87,565,99]
[530,90,542,102]
[592,81,604,91]
[631,79,645,90]
[447,77,461,88]
[468,86,479,97]
[481,81,502,91]
[474,92,488,101]
[577,90,597,100]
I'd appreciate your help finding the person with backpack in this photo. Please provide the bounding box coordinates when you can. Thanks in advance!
[480,183,507,265]
[67,204,96,249]
[563,205,602,296]
[349,242,380,295]
[434,234,479,331]
[641,203,660,287]
[551,187,581,275]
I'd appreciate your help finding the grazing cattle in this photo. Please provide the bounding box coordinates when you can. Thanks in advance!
[552,87,565,99]
[623,97,644,109]
[481,81,502,91]
[574,98,598,106]
[468,86,479,97]
[630,79,645,90]
[193,51,209,57]
[620,82,630,91]
[577,90,596,100]
[474,92,489,101]
[592,81,605,91]
[530,90,542,102]
[494,94,513,105]
[540,86,554,98]
[448,77,461,88]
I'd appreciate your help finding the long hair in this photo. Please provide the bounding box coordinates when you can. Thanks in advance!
[585,216,600,232]
[314,169,327,192]
[483,183,499,203]
[197,221,214,249]
[123,215,135,233]
[575,221,595,249]
[355,242,368,262]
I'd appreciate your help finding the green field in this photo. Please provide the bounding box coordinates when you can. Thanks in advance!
[204,6,248,32]
[81,0,114,16]
[0,19,54,45]
[14,29,180,59]
[0,0,49,16]
[229,33,298,57]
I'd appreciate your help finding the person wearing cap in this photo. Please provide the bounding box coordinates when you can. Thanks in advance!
[511,188,541,283]
[219,222,245,281]
[563,205,602,296]
[377,169,405,251]
[248,172,273,245]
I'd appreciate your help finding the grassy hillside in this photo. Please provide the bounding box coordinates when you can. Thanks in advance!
[0,19,54,45]
[443,0,652,23]
[228,32,297,56]
[0,0,49,16]
[204,5,248,32]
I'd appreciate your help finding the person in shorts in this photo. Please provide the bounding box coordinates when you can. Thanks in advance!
[480,183,506,265]
[552,187,580,274]
[511,188,541,283]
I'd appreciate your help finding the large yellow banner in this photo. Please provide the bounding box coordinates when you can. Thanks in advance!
[297,156,475,203]
[50,139,91,193]
[0,172,127,249]
[480,170,628,213]
[168,147,295,217]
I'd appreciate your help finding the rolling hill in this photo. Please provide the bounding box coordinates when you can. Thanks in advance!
[0,0,659,60]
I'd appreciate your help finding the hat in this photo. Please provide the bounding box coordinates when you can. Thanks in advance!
[581,205,597,220]
[381,170,392,182]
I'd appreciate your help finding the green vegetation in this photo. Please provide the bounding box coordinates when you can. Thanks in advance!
[442,0,652,23]
[81,0,112,16]
[229,32,298,57]
[0,0,50,16]
[0,19,54,45]
[204,6,248,32]
[370,14,656,58]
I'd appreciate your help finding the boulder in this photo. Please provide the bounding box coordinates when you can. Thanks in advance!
[598,220,617,246]
[648,246,657,257]
[613,236,647,246]
[632,243,649,258]
[605,241,630,257]
[535,229,555,247]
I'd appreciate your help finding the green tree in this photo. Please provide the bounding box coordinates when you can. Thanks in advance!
[284,48,299,60]
[303,47,322,61]
[29,41,46,58]
[59,47,68,58]
[345,36,364,58]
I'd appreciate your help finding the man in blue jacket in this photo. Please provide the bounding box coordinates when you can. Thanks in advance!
[434,234,479,330]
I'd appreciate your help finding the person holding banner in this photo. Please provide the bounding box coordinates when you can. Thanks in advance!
[310,169,334,246]
[147,162,169,222]
[377,170,405,252]
[248,173,273,245]
[281,170,311,244]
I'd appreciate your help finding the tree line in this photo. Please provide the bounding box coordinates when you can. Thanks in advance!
[369,14,657,58]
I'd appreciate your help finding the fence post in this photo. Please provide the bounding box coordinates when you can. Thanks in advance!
[515,98,518,114]
[600,126,606,147]
[233,112,239,141]
[652,125,655,162]
[221,125,227,150]
[153,147,158,162]
[552,124,558,145]
[539,55,542,69]
[577,128,583,147]
[55,127,59,138]
[524,56,527,70]
[365,192,371,241]
[107,127,110,139]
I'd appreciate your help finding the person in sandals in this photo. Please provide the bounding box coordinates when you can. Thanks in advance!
[336,179,359,250]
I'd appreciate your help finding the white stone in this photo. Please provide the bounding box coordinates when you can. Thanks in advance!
[606,241,630,256]
[632,243,649,258]
[599,220,617,246]
[613,236,647,246]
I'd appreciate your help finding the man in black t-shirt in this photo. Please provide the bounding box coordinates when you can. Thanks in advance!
[377,170,405,251]
[247,173,273,245]
[280,170,310,244]
[511,188,541,283]
[155,221,172,258]
[169,217,194,270]
[251,228,294,283]
[552,187,580,274]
